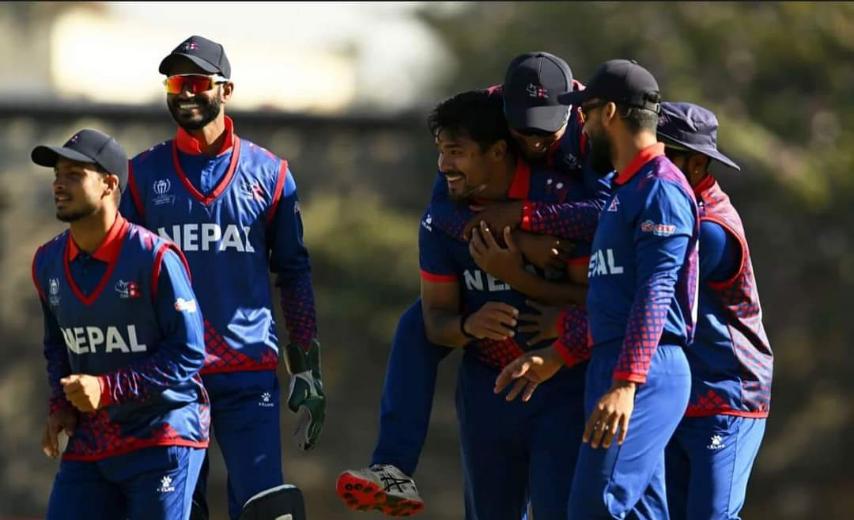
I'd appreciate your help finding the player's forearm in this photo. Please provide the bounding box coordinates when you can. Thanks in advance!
[422,308,469,348]
[502,268,587,306]
[277,270,319,350]
[521,200,601,242]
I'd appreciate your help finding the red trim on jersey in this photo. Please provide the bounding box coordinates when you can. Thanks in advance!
[692,174,716,197]
[127,161,145,219]
[507,159,532,200]
[612,370,647,384]
[97,376,114,408]
[66,214,128,263]
[567,256,590,266]
[151,242,191,301]
[520,201,533,231]
[63,216,129,306]
[614,143,665,185]
[420,270,458,283]
[266,159,289,226]
[684,407,769,419]
[175,116,235,156]
[171,135,241,206]
[62,438,209,462]
[32,246,46,301]
[553,340,585,368]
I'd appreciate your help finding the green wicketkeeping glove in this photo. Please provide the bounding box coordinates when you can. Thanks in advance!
[285,339,326,451]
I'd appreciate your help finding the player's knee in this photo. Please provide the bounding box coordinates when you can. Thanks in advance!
[239,484,305,520]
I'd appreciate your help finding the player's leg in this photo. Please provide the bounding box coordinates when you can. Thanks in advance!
[118,446,206,520]
[678,415,766,519]
[457,355,529,520]
[189,451,211,520]
[525,364,586,520]
[46,459,125,520]
[664,426,691,520]
[206,370,286,520]
[568,342,690,519]
[338,299,451,515]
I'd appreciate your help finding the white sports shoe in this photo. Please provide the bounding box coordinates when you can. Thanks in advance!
[336,464,425,516]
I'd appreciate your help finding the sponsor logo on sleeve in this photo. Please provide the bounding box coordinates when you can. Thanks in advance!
[640,220,676,237]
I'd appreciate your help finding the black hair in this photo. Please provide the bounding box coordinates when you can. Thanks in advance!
[427,90,512,152]
[617,103,659,133]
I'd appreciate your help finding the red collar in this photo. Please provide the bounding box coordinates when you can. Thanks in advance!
[175,115,235,156]
[507,158,531,199]
[614,142,665,185]
[66,214,128,263]
[693,174,716,197]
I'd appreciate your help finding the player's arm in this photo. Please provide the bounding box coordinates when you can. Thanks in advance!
[94,247,205,408]
[469,223,587,306]
[698,220,741,283]
[613,182,697,384]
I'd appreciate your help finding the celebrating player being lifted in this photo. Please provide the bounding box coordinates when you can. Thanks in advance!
[31,129,209,520]
[121,35,323,520]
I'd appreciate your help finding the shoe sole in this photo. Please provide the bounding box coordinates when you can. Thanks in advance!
[336,471,425,517]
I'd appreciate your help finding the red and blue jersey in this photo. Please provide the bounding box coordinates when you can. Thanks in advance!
[121,117,317,374]
[431,82,611,243]
[584,144,700,383]
[420,159,590,370]
[685,176,773,417]
[32,216,209,461]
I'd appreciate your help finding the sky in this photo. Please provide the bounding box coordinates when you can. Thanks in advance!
[47,2,457,113]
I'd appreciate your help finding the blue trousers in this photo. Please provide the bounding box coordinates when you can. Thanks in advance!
[569,342,691,520]
[458,354,586,520]
[47,445,205,520]
[371,300,453,476]
[193,370,283,520]
[665,415,766,520]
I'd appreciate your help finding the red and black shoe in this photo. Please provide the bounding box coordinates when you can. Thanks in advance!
[336,464,425,517]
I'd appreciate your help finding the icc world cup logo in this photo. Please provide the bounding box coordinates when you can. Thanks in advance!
[153,179,171,196]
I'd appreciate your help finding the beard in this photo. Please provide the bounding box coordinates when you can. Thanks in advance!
[588,131,615,175]
[167,92,222,131]
[444,170,484,203]
[56,204,96,223]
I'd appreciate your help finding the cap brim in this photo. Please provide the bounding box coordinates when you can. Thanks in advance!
[659,133,741,172]
[557,89,589,107]
[31,145,95,168]
[159,53,221,76]
[505,105,570,133]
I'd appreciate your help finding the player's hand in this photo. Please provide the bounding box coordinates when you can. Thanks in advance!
[469,223,524,284]
[286,340,326,451]
[42,406,77,458]
[494,346,563,402]
[463,200,524,240]
[60,374,103,412]
[463,301,519,341]
[517,300,561,346]
[513,232,574,272]
[584,380,636,449]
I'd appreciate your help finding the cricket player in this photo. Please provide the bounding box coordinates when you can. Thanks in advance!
[500,59,700,518]
[658,101,773,520]
[31,129,208,520]
[338,53,609,516]
[120,35,322,520]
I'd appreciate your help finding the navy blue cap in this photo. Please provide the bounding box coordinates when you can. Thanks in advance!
[503,52,573,133]
[559,59,660,113]
[658,102,740,171]
[159,35,231,78]
[31,129,129,190]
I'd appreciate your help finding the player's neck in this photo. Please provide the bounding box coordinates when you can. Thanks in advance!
[189,113,228,156]
[612,130,657,173]
[69,205,117,254]
[480,153,518,200]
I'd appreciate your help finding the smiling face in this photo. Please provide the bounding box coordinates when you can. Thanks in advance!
[435,129,497,202]
[164,59,232,131]
[52,158,115,222]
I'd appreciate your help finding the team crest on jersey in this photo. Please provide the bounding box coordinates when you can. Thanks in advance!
[115,280,141,299]
[239,180,266,202]
[48,277,61,306]
[152,179,175,206]
[607,196,620,212]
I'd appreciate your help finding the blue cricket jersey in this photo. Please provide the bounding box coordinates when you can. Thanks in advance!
[586,143,700,383]
[121,117,317,374]
[32,216,209,460]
